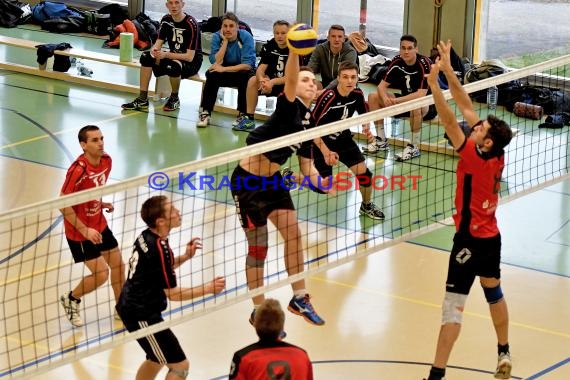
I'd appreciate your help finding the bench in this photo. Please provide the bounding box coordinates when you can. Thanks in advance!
[0,35,273,120]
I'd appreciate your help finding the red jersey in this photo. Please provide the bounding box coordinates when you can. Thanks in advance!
[453,139,504,238]
[61,153,112,240]
[229,340,313,380]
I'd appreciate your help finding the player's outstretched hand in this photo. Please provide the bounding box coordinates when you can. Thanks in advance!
[207,276,226,294]
[436,40,454,73]
[185,237,202,259]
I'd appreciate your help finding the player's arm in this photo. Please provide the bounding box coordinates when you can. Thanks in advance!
[377,80,397,106]
[437,40,479,126]
[298,156,336,195]
[283,51,300,102]
[164,276,225,301]
[425,62,465,149]
[59,201,101,243]
[172,237,201,269]
[211,32,227,64]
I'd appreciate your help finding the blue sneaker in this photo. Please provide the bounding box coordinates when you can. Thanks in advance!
[232,116,255,132]
[249,309,287,339]
[287,294,325,326]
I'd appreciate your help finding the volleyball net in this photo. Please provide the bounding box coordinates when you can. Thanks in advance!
[1,55,569,378]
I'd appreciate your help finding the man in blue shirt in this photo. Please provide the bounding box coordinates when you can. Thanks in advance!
[197,12,256,127]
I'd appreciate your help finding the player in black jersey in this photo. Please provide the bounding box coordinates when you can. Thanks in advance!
[230,51,337,329]
[116,196,225,380]
[311,61,385,219]
[122,0,202,112]
[234,20,290,132]
[365,35,436,161]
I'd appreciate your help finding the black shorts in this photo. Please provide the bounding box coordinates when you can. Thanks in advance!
[152,56,202,79]
[394,93,438,121]
[66,226,119,263]
[313,130,365,177]
[231,165,295,228]
[122,314,186,364]
[446,233,502,295]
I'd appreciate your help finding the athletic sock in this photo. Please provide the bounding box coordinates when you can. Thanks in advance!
[498,343,510,355]
[411,131,421,146]
[293,289,307,298]
[138,91,148,101]
[428,366,445,380]
[69,292,81,303]
[246,113,254,120]
[376,123,387,140]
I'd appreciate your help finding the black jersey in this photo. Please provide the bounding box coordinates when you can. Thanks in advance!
[116,229,177,319]
[258,38,289,80]
[246,95,315,165]
[312,87,368,138]
[158,14,201,55]
[383,54,431,95]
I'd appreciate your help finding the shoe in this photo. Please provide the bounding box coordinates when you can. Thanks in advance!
[359,202,385,220]
[287,294,325,326]
[494,352,512,379]
[197,111,210,128]
[163,96,180,111]
[395,144,420,161]
[60,294,83,327]
[362,137,389,154]
[281,167,295,188]
[232,114,245,127]
[249,309,287,339]
[121,97,149,111]
[232,116,255,132]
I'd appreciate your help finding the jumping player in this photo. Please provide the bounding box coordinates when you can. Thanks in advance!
[423,40,513,380]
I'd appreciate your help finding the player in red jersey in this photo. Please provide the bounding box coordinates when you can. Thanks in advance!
[229,299,313,380]
[59,125,125,327]
[422,41,513,380]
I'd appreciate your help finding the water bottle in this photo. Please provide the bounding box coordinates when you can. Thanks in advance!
[487,85,498,110]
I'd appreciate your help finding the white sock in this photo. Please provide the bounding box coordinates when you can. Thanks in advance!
[376,123,386,140]
[411,131,421,147]
[293,289,307,298]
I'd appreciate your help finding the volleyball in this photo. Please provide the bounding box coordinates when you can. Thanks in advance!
[286,24,318,56]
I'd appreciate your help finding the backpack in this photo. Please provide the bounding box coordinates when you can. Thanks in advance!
[32,1,80,23]
[84,11,111,35]
[464,59,508,84]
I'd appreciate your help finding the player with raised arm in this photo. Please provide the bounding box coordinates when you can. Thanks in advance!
[423,40,513,380]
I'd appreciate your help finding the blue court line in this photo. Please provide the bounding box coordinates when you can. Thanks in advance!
[210,359,524,380]
[526,357,570,379]
[0,106,74,162]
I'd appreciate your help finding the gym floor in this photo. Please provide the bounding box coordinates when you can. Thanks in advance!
[1,26,569,380]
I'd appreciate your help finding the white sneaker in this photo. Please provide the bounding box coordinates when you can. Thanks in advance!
[197,111,210,128]
[362,137,389,154]
[232,114,245,127]
[494,352,512,379]
[60,294,83,327]
[395,144,420,161]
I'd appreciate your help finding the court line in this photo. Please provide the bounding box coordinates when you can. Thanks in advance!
[210,358,523,380]
[314,274,570,339]
[0,110,140,152]
[526,357,570,379]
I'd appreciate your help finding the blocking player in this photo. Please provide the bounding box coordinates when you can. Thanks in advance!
[423,40,513,380]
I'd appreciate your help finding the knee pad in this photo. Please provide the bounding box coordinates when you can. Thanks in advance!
[442,291,467,325]
[245,225,268,267]
[168,367,188,379]
[161,60,182,77]
[483,285,504,304]
[139,51,154,67]
[356,168,373,188]
[246,245,268,267]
